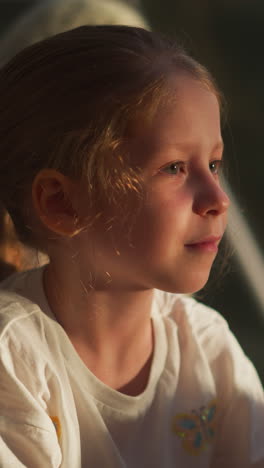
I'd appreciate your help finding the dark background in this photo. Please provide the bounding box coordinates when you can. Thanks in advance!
[0,0,263,381]
[142,0,264,380]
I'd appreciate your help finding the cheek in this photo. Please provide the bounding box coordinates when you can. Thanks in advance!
[91,183,192,263]
[147,180,191,211]
[128,188,192,252]
[148,185,191,228]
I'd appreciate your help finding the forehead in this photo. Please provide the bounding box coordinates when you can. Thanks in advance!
[127,76,222,165]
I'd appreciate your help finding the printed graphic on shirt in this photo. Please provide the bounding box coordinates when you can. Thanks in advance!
[50,416,62,442]
[171,399,217,456]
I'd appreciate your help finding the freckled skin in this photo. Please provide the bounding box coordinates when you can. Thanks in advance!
[77,76,229,294]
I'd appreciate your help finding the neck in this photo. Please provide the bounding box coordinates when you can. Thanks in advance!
[43,260,155,394]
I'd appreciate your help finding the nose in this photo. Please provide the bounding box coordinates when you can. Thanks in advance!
[192,175,230,217]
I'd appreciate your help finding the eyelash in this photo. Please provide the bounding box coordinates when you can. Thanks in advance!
[159,160,223,176]
[160,162,185,176]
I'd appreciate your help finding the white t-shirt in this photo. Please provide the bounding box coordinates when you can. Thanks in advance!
[0,267,263,468]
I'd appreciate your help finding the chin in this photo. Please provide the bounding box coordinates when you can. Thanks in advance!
[153,270,210,295]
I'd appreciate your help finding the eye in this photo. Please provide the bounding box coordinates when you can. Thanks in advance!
[160,162,184,176]
[209,160,222,175]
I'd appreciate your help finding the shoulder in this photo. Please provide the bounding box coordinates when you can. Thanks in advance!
[154,290,228,352]
[156,290,263,388]
[0,272,65,401]
[154,290,261,383]
[0,268,58,360]
[0,265,53,334]
[174,294,230,359]
[0,265,47,303]
[0,288,41,342]
[0,289,49,395]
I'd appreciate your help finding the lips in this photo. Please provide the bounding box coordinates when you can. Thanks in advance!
[184,236,222,253]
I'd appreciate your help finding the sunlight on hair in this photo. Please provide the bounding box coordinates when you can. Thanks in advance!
[0,0,149,277]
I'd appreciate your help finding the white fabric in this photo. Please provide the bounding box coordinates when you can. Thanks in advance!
[0,267,263,467]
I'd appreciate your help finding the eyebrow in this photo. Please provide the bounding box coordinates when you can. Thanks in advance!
[213,141,224,152]
[129,138,225,168]
[150,140,225,154]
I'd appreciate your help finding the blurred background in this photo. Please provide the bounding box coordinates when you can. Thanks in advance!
[0,0,263,382]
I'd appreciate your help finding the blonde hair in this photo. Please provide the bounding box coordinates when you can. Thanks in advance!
[0,25,219,250]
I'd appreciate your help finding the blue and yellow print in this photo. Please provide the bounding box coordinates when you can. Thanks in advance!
[172,399,217,456]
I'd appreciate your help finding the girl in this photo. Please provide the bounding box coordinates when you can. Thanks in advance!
[0,26,263,468]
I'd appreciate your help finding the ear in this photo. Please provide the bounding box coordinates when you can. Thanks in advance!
[32,169,82,237]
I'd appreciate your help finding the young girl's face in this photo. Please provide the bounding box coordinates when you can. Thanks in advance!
[77,75,229,294]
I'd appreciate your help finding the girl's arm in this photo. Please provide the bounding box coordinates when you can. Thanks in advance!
[0,342,62,468]
[210,324,264,467]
